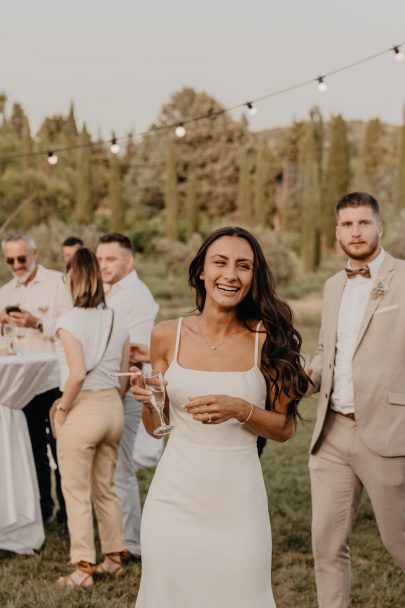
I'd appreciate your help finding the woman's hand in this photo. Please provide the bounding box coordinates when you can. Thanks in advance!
[129,366,168,407]
[54,410,67,429]
[184,395,250,425]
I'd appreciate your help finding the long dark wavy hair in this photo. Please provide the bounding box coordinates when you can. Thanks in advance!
[188,226,308,424]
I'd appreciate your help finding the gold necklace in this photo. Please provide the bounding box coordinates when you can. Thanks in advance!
[196,319,241,351]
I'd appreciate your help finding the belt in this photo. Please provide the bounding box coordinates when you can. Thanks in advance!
[333,410,356,421]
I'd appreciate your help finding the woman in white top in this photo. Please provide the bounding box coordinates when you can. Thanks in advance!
[54,248,130,587]
[131,227,309,607]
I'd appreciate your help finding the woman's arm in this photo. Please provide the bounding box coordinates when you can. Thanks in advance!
[131,321,174,439]
[56,328,87,421]
[118,339,131,397]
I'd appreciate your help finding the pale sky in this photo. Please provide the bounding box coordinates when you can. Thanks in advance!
[1,0,405,139]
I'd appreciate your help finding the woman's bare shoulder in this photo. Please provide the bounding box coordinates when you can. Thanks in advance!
[152,319,179,342]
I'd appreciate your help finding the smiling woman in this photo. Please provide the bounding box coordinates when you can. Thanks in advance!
[131,226,308,608]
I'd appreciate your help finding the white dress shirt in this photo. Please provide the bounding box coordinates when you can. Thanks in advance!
[330,248,385,414]
[0,265,72,353]
[106,270,158,347]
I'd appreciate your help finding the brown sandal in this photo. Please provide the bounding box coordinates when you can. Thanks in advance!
[94,552,124,576]
[57,561,94,587]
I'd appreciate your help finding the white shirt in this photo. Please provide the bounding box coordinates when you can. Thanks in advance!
[54,306,129,392]
[331,248,386,414]
[106,270,158,346]
[0,265,72,353]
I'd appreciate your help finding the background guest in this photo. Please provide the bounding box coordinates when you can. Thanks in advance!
[96,233,159,563]
[62,236,84,265]
[54,247,130,587]
[0,231,71,538]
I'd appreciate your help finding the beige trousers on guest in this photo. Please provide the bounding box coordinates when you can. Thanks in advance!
[309,410,405,608]
[57,388,125,564]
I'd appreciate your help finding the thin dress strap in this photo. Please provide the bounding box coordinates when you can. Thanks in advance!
[174,317,183,362]
[254,321,263,367]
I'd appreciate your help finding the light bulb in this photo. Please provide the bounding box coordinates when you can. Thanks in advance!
[246,102,258,115]
[110,138,120,154]
[175,124,186,138]
[317,76,327,92]
[393,46,404,62]
[47,150,58,165]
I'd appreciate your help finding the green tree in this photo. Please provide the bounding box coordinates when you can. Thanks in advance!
[357,118,386,200]
[322,115,350,250]
[185,170,198,239]
[109,146,124,232]
[75,125,93,223]
[396,107,405,210]
[237,145,252,225]
[164,137,178,240]
[298,122,321,272]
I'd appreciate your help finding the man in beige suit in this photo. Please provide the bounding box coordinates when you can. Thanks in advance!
[308,192,405,608]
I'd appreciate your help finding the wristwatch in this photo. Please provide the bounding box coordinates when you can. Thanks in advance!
[35,319,43,332]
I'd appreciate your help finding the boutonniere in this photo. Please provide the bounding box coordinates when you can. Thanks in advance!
[370,279,389,299]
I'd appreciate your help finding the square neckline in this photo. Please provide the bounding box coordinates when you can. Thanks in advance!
[168,317,263,375]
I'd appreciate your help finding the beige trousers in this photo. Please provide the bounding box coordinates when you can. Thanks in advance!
[57,388,125,564]
[309,410,405,608]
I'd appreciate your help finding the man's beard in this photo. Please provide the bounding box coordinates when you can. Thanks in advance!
[339,237,380,262]
[14,260,37,284]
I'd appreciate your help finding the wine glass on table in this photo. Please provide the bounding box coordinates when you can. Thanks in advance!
[2,324,15,354]
[143,370,174,436]
[13,326,26,355]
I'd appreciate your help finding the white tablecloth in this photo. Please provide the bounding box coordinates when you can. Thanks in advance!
[0,353,59,554]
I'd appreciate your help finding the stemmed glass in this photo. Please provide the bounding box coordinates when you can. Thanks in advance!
[12,326,26,355]
[143,370,174,436]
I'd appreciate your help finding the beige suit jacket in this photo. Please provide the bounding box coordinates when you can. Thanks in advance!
[310,253,405,457]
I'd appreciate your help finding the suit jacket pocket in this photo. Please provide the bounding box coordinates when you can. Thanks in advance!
[374,304,399,315]
[388,391,405,405]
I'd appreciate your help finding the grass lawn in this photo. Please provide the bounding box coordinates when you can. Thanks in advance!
[0,301,403,607]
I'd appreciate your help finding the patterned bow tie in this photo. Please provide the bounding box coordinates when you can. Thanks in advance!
[345,265,371,279]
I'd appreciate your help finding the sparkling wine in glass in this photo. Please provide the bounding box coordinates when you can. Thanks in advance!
[13,326,26,355]
[143,370,174,436]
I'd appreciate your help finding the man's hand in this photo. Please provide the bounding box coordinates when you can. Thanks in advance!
[7,310,39,328]
[130,344,150,364]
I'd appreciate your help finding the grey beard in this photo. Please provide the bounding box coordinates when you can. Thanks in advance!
[14,260,37,284]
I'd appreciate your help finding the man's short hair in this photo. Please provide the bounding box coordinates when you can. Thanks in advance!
[336,192,380,218]
[62,236,84,247]
[1,231,36,253]
[98,233,132,252]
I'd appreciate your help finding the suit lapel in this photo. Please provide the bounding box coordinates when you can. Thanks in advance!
[353,254,395,355]
[327,271,347,354]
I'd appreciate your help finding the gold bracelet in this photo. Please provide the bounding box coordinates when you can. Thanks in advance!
[240,403,254,425]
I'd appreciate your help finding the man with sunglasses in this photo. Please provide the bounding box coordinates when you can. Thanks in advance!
[0,231,72,537]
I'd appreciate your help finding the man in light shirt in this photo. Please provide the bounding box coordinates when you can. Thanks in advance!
[96,233,159,561]
[307,193,405,607]
[0,231,72,536]
[62,236,83,265]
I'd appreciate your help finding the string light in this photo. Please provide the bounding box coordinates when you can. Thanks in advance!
[246,102,258,115]
[393,45,404,62]
[0,40,403,164]
[110,137,120,154]
[47,150,58,165]
[317,76,327,92]
[175,123,186,138]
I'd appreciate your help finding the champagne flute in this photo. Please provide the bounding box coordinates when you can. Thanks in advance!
[2,324,15,354]
[143,370,174,436]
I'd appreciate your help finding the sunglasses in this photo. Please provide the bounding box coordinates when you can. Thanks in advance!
[5,256,28,265]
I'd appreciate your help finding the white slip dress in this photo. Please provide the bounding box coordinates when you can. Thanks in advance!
[135,318,275,608]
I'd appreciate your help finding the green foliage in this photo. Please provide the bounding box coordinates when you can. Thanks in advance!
[383,209,405,259]
[237,144,252,224]
[163,137,178,240]
[74,126,93,223]
[109,149,124,232]
[396,107,405,210]
[322,115,350,250]
[185,170,198,240]
[250,226,299,285]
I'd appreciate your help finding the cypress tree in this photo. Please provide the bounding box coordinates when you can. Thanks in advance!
[253,140,267,226]
[164,137,178,240]
[237,145,252,225]
[298,123,322,272]
[75,125,93,223]
[396,107,405,210]
[358,118,385,197]
[109,143,124,231]
[323,115,350,249]
[185,170,198,240]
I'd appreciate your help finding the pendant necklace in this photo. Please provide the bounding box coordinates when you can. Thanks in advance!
[197,319,240,351]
